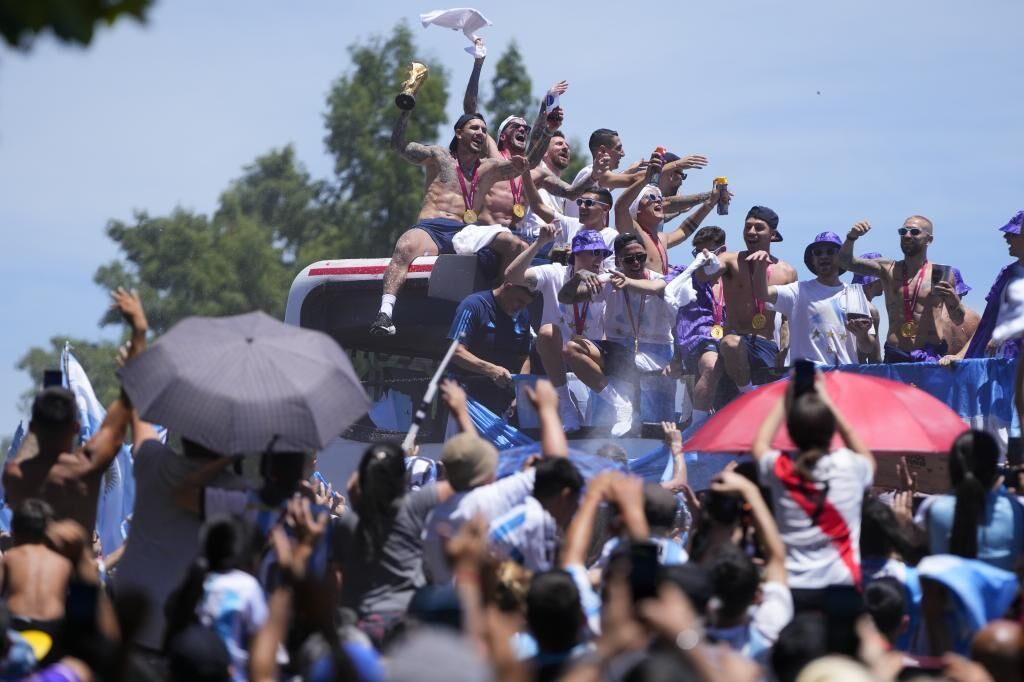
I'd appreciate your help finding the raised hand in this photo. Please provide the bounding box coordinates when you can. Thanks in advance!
[661,421,682,450]
[524,378,559,412]
[847,220,872,241]
[439,378,468,413]
[110,287,148,335]
[508,154,529,174]
[676,154,708,170]
[591,151,613,182]
[931,280,960,307]
[537,223,557,246]
[645,152,664,181]
[546,80,569,101]
[711,469,756,496]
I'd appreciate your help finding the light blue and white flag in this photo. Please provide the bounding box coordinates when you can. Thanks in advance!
[61,344,135,556]
[0,422,25,532]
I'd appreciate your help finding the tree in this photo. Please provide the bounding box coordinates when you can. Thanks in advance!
[0,0,153,50]
[484,41,533,127]
[16,337,122,413]
[323,22,449,258]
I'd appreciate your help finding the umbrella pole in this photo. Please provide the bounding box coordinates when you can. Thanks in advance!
[401,332,465,454]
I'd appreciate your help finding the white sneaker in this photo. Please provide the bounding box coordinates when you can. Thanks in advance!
[601,385,634,437]
[558,399,582,432]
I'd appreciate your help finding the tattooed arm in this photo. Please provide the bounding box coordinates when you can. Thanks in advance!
[391,109,437,165]
[524,80,568,168]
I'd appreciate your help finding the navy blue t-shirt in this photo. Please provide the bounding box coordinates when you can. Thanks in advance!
[447,290,532,414]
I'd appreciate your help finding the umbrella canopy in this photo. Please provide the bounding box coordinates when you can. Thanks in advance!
[683,371,967,455]
[120,311,369,455]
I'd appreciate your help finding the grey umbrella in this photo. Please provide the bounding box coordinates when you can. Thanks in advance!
[119,311,369,455]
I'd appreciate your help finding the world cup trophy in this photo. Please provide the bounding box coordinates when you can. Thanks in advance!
[395,62,429,111]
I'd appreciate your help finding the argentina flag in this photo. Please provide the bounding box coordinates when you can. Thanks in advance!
[61,343,135,556]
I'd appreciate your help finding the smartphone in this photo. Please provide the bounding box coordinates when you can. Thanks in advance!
[629,541,660,603]
[43,369,63,388]
[930,264,950,287]
[793,359,816,397]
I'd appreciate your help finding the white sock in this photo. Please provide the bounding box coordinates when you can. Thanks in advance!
[737,382,754,394]
[379,294,397,317]
[600,382,626,405]
[691,409,709,425]
[555,384,572,404]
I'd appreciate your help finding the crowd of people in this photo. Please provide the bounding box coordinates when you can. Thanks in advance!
[1,29,1022,682]
[371,37,1020,438]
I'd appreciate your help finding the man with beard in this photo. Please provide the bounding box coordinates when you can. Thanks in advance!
[372,103,549,337]
[696,207,797,393]
[838,216,968,363]
[750,232,877,366]
[558,234,714,435]
[504,226,612,430]
[561,129,652,220]
[614,154,721,275]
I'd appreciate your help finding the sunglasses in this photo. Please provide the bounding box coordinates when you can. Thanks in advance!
[641,194,663,205]
[811,246,839,257]
[898,227,924,236]
[576,198,610,208]
[505,121,531,133]
[691,244,727,258]
[621,253,648,265]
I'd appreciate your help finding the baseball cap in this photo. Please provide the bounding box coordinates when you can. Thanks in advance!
[746,206,783,242]
[440,433,498,491]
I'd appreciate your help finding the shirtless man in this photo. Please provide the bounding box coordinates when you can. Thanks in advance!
[1,500,72,643]
[614,153,720,275]
[373,101,550,337]
[697,206,797,393]
[3,290,142,532]
[838,216,968,363]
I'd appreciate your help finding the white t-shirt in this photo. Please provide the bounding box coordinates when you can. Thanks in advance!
[758,448,873,589]
[769,280,870,366]
[423,469,536,584]
[518,162,569,240]
[596,270,679,346]
[529,263,605,343]
[705,581,794,664]
[198,569,268,682]
[488,496,558,572]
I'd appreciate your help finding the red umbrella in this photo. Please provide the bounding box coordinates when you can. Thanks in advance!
[683,371,968,455]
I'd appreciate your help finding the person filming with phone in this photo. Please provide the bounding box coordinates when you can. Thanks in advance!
[750,231,878,366]
[751,363,875,611]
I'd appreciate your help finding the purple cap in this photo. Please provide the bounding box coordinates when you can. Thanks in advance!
[569,230,612,263]
[803,231,844,276]
[851,252,882,285]
[999,210,1023,236]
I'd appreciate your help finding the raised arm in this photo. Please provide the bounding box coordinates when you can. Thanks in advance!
[538,152,610,201]
[523,380,568,458]
[816,376,875,471]
[523,167,556,224]
[838,221,889,277]
[391,109,437,166]
[711,469,786,584]
[659,422,687,490]
[561,472,619,568]
[662,192,710,221]
[440,379,478,437]
[463,49,484,115]
[751,394,786,460]
[505,224,555,287]
[614,173,649,235]
[522,81,567,169]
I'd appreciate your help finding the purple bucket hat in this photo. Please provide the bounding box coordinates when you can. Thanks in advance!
[851,252,882,285]
[569,230,611,264]
[803,231,844,276]
[999,210,1024,236]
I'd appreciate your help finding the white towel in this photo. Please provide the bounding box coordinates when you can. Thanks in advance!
[629,185,663,220]
[420,8,492,56]
[452,224,511,254]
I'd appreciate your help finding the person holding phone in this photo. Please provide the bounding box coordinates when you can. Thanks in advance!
[837,216,968,363]
[750,231,877,366]
[751,369,875,602]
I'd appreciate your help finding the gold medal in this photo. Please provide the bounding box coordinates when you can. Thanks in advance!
[710,324,724,340]
[462,209,478,224]
[751,313,767,330]
[512,203,526,219]
[900,320,918,338]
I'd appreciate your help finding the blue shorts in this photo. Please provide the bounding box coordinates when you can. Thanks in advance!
[740,334,779,383]
[883,341,947,364]
[412,218,465,255]
[684,338,720,375]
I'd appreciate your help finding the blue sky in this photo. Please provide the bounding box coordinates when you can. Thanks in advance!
[0,0,1020,436]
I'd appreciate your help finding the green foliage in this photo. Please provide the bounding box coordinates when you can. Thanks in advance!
[563,136,589,186]
[322,21,449,257]
[16,337,121,413]
[484,41,533,126]
[0,0,152,50]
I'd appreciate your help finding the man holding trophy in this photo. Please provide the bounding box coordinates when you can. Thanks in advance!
[372,61,554,337]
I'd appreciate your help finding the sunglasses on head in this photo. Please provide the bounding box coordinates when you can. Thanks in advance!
[811,246,838,257]
[576,198,610,208]
[898,227,924,236]
[621,253,647,265]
